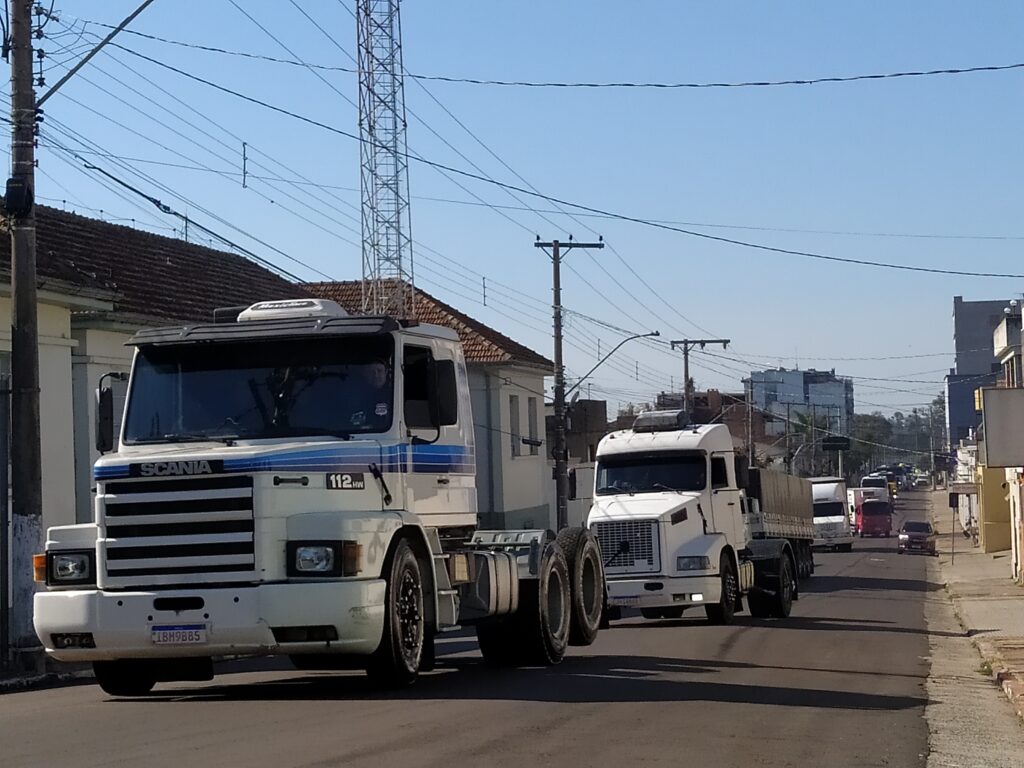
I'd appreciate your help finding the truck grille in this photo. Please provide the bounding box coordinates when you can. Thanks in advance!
[593,520,661,575]
[101,475,255,585]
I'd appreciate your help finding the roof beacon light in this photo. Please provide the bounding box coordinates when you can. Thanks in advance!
[237,299,349,322]
[632,409,690,433]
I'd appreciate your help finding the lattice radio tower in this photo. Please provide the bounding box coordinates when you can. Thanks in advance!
[357,0,415,317]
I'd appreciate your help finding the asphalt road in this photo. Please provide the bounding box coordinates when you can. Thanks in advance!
[2,493,937,768]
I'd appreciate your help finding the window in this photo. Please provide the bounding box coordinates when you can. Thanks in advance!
[509,394,521,456]
[123,337,395,442]
[596,451,706,495]
[404,345,432,429]
[711,456,729,489]
[527,397,538,456]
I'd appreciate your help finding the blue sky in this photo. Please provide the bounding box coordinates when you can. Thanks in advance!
[32,1,1024,414]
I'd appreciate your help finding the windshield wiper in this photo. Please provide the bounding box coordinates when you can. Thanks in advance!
[653,483,685,494]
[134,433,238,445]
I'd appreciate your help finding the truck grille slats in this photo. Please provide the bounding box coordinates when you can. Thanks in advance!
[101,474,255,585]
[593,520,661,574]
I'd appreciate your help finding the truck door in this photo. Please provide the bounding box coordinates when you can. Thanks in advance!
[709,453,742,546]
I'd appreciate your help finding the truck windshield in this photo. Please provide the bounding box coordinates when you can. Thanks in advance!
[123,337,394,444]
[595,451,706,495]
[813,501,845,518]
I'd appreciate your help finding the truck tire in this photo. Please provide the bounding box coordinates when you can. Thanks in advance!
[93,660,156,697]
[366,538,425,687]
[838,542,853,553]
[705,554,737,625]
[477,541,571,666]
[770,554,796,618]
[556,527,604,646]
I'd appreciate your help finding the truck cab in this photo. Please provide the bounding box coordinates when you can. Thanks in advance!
[809,477,853,552]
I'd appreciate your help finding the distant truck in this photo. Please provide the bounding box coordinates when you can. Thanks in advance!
[809,477,853,551]
[587,410,815,624]
[856,499,893,537]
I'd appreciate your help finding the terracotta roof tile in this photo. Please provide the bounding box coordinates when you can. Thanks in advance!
[0,206,310,323]
[308,280,553,369]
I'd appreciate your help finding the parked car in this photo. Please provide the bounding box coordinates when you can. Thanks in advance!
[898,521,937,556]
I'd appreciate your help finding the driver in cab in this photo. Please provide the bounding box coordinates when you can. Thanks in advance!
[348,358,392,430]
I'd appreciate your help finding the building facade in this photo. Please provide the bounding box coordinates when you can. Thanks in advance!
[750,368,855,437]
[945,295,1007,445]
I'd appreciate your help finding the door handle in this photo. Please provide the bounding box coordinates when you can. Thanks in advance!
[437,477,450,485]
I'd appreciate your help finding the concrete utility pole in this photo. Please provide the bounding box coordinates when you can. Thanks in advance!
[7,0,42,657]
[669,338,731,417]
[536,237,604,531]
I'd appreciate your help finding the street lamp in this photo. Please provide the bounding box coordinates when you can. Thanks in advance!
[565,331,660,397]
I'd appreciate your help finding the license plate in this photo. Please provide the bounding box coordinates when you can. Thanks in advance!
[610,596,643,607]
[151,624,207,645]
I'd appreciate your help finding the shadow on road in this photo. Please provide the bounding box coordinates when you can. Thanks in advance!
[128,653,927,711]
[616,614,969,638]
[803,574,942,594]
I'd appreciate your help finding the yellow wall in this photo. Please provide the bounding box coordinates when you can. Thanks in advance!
[978,465,1012,553]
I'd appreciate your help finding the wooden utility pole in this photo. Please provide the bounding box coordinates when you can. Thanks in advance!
[7,0,42,654]
[669,338,731,417]
[535,237,603,530]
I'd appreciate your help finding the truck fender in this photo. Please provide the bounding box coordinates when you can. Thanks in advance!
[379,513,438,633]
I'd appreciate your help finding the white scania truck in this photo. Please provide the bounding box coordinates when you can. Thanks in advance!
[587,410,814,623]
[33,299,605,695]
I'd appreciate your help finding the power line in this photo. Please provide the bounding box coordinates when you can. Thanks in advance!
[61,20,1024,92]
[392,63,1024,90]
[100,41,1024,280]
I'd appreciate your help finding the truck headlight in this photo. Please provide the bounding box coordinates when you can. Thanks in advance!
[294,544,337,573]
[287,540,362,577]
[898,534,909,540]
[676,555,711,571]
[48,551,95,585]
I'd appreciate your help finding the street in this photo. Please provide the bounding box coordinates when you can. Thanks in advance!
[2,495,937,768]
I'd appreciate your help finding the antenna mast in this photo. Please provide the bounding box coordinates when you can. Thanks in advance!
[357,0,414,316]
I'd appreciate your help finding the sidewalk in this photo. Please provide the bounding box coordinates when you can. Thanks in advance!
[930,490,1024,719]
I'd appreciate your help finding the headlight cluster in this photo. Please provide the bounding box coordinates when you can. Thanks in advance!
[287,540,362,577]
[676,555,711,572]
[898,534,909,540]
[35,551,96,586]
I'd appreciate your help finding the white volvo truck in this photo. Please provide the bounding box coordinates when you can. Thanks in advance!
[33,299,605,695]
[587,410,814,623]
[809,476,854,551]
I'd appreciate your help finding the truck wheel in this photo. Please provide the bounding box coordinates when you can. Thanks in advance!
[477,541,570,666]
[705,554,737,625]
[555,527,604,646]
[838,543,853,553]
[747,589,771,618]
[93,660,156,697]
[517,542,571,665]
[367,538,425,687]
[770,555,796,618]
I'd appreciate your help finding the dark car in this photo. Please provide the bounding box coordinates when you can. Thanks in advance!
[898,521,937,556]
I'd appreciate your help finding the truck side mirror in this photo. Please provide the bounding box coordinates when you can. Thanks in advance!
[96,386,114,454]
[948,492,958,509]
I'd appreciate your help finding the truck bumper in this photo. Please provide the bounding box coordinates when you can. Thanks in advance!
[813,534,854,548]
[34,579,386,663]
[605,573,721,609]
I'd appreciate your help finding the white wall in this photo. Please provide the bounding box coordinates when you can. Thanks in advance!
[0,296,81,531]
[71,326,135,523]
[469,364,551,529]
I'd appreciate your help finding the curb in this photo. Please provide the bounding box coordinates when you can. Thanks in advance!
[0,669,93,694]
